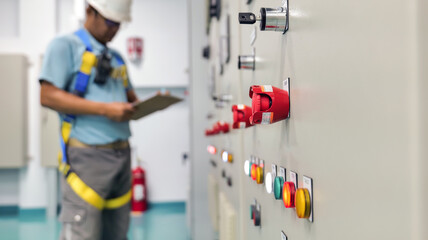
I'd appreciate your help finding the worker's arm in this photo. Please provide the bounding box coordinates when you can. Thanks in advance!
[40,81,135,122]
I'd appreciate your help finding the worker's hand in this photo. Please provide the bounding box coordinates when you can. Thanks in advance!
[103,102,135,122]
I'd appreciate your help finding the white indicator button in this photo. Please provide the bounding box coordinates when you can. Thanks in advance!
[244,160,250,176]
[222,151,228,162]
[265,172,273,194]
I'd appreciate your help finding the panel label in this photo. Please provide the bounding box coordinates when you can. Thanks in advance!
[281,231,288,240]
[283,78,290,93]
[237,104,245,110]
[279,167,286,181]
[261,112,274,124]
[289,171,298,189]
[261,85,273,92]
[271,164,277,178]
[303,175,314,222]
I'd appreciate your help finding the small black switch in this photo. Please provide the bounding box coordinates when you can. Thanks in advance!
[227,177,232,187]
[238,13,256,24]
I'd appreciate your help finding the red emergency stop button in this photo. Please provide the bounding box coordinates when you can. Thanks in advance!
[232,104,253,129]
[215,121,230,133]
[249,85,290,125]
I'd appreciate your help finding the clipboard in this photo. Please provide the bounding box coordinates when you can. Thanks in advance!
[131,94,183,120]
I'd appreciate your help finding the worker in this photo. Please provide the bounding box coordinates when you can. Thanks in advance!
[39,0,136,239]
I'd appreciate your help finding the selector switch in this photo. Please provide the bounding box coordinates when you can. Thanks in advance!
[295,188,311,218]
[227,177,232,187]
[238,1,289,34]
[274,176,284,200]
[238,55,255,70]
[253,209,261,226]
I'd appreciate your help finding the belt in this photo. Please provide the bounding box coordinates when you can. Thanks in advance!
[68,138,129,149]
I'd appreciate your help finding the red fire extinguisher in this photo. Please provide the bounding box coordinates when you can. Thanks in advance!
[131,157,147,215]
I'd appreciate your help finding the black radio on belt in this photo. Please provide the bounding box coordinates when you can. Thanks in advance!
[94,49,113,85]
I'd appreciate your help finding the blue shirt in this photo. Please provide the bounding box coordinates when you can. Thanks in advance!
[40,28,133,145]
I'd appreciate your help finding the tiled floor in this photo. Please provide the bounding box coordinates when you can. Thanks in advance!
[0,203,189,240]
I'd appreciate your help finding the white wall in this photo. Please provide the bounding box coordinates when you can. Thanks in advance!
[0,0,190,209]
[130,88,190,202]
[109,0,189,88]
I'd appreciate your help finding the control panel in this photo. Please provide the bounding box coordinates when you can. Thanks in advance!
[200,0,428,239]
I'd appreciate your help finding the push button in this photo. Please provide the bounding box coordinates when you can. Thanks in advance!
[282,182,296,208]
[244,160,250,176]
[295,188,311,218]
[274,176,284,200]
[256,166,264,184]
[251,164,257,181]
[265,172,273,194]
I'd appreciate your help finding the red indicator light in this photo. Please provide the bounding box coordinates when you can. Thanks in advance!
[207,145,217,155]
[283,182,296,208]
[251,164,257,181]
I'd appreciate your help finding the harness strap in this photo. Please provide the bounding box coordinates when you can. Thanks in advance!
[57,29,131,210]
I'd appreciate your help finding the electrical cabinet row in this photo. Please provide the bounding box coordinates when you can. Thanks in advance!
[203,0,427,239]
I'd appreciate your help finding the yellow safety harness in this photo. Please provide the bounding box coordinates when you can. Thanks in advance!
[58,29,131,210]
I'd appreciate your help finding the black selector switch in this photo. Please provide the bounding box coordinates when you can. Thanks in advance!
[238,13,256,24]
[238,2,289,34]
[253,209,261,226]
[202,46,210,59]
[227,177,232,187]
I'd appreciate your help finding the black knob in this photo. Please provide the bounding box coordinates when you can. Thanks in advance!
[202,46,210,59]
[253,209,261,226]
[239,13,256,24]
[227,177,232,187]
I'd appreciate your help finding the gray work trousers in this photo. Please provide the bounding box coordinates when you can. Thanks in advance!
[59,146,131,240]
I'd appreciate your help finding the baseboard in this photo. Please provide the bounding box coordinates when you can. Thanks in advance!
[148,201,186,214]
[0,201,186,217]
[0,205,19,216]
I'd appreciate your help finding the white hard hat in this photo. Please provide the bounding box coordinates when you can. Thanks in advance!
[87,0,132,23]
